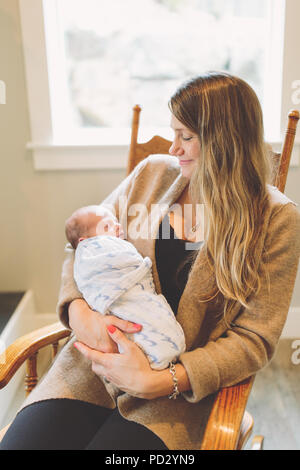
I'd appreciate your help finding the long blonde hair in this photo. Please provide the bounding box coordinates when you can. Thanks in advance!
[169,72,272,320]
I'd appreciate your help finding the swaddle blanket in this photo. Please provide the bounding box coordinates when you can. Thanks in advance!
[74,235,186,370]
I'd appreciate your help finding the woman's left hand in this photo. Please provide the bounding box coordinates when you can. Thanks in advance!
[74,325,158,399]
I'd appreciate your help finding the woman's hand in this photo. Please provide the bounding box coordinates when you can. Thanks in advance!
[68,299,142,353]
[74,325,167,399]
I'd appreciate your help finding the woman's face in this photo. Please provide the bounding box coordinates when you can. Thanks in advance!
[169,114,201,180]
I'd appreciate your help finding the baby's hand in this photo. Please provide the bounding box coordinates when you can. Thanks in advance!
[103,221,125,239]
[115,223,125,239]
[97,211,125,239]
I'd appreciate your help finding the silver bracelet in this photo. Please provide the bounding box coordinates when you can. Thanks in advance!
[168,362,180,400]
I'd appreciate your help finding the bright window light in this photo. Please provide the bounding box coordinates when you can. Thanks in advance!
[44,0,278,142]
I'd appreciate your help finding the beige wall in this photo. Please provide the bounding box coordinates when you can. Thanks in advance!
[0,0,128,312]
[0,0,299,315]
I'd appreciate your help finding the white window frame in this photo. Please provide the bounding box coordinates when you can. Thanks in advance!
[19,0,300,170]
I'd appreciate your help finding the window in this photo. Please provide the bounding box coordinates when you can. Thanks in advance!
[51,0,272,138]
[19,0,299,170]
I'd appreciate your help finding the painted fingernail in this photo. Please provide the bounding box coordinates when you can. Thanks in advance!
[133,323,142,329]
[107,325,116,334]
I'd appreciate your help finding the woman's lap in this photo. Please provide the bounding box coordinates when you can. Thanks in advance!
[0,399,168,450]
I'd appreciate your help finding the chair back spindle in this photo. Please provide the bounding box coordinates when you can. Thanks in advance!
[127,105,172,175]
[276,110,300,192]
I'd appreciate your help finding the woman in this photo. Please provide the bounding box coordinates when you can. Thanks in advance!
[2,72,300,450]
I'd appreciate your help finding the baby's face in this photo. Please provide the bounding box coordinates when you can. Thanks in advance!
[85,211,125,240]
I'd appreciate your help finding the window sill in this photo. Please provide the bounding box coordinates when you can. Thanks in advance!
[27,126,175,171]
[27,141,130,171]
[27,138,300,171]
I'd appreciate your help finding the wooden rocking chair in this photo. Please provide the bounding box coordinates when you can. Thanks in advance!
[0,107,299,449]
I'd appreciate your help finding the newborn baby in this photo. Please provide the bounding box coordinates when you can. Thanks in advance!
[65,205,186,370]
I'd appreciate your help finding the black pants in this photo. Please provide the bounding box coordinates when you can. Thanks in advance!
[0,399,168,450]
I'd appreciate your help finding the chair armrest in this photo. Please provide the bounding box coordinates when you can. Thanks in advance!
[201,376,255,450]
[0,322,71,389]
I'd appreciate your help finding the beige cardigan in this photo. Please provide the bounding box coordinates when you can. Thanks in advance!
[22,155,300,450]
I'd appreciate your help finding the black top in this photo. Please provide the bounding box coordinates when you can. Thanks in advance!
[155,214,203,315]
